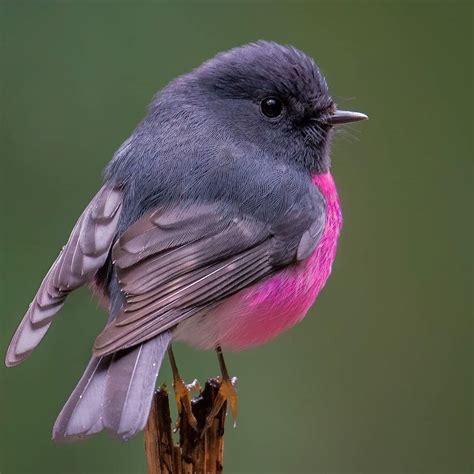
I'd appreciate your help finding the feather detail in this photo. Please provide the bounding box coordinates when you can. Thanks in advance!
[102,332,171,440]
[5,185,122,367]
[53,356,111,442]
[52,333,171,442]
[93,206,276,356]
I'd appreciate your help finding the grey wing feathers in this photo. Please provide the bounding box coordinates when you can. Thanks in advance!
[5,185,122,367]
[93,204,275,356]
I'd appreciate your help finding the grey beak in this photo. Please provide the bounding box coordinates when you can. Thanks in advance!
[324,110,368,125]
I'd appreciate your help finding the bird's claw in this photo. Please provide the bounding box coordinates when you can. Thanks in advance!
[201,376,238,436]
[173,377,201,432]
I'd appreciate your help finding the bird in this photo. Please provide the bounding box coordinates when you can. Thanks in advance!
[5,41,367,442]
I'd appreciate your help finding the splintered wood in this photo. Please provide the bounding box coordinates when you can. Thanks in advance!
[144,379,226,474]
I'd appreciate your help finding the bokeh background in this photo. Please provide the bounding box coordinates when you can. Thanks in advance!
[1,1,472,473]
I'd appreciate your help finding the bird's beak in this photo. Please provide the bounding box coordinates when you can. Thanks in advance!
[323,110,368,125]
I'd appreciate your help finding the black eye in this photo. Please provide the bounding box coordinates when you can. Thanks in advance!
[260,97,283,118]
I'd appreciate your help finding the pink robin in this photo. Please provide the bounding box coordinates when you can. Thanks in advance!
[5,41,367,441]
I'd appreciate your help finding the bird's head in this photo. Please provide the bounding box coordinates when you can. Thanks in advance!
[150,41,367,174]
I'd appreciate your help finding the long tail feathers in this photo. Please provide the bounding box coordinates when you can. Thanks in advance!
[103,332,171,440]
[52,355,111,442]
[52,332,171,442]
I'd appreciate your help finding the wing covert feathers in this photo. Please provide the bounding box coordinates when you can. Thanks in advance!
[93,206,274,356]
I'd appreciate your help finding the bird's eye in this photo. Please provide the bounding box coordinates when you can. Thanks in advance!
[260,97,283,118]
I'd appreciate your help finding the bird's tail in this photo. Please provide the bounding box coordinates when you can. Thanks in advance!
[52,331,171,442]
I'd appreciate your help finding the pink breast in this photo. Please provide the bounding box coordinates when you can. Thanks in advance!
[199,172,343,351]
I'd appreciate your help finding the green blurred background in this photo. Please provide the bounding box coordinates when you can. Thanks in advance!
[0,1,472,473]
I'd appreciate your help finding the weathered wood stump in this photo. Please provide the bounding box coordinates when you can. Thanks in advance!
[144,379,227,474]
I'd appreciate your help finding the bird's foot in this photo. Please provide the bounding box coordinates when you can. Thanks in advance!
[201,376,238,436]
[173,377,201,431]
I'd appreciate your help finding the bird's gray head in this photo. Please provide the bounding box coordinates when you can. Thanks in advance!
[143,41,367,175]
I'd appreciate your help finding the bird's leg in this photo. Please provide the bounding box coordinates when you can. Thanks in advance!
[168,344,200,431]
[202,345,238,434]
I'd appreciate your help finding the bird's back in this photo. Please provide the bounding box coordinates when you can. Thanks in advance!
[105,130,324,242]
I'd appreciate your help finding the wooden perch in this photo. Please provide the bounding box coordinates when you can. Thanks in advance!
[144,379,227,474]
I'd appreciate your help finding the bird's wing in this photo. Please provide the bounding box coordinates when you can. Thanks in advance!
[5,185,122,367]
[93,200,325,357]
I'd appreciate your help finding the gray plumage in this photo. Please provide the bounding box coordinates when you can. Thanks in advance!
[52,333,171,441]
[5,185,122,368]
[6,41,341,441]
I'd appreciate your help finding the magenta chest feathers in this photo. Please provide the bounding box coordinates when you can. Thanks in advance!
[174,172,343,351]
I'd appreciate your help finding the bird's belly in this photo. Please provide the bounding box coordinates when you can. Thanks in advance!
[174,172,342,350]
